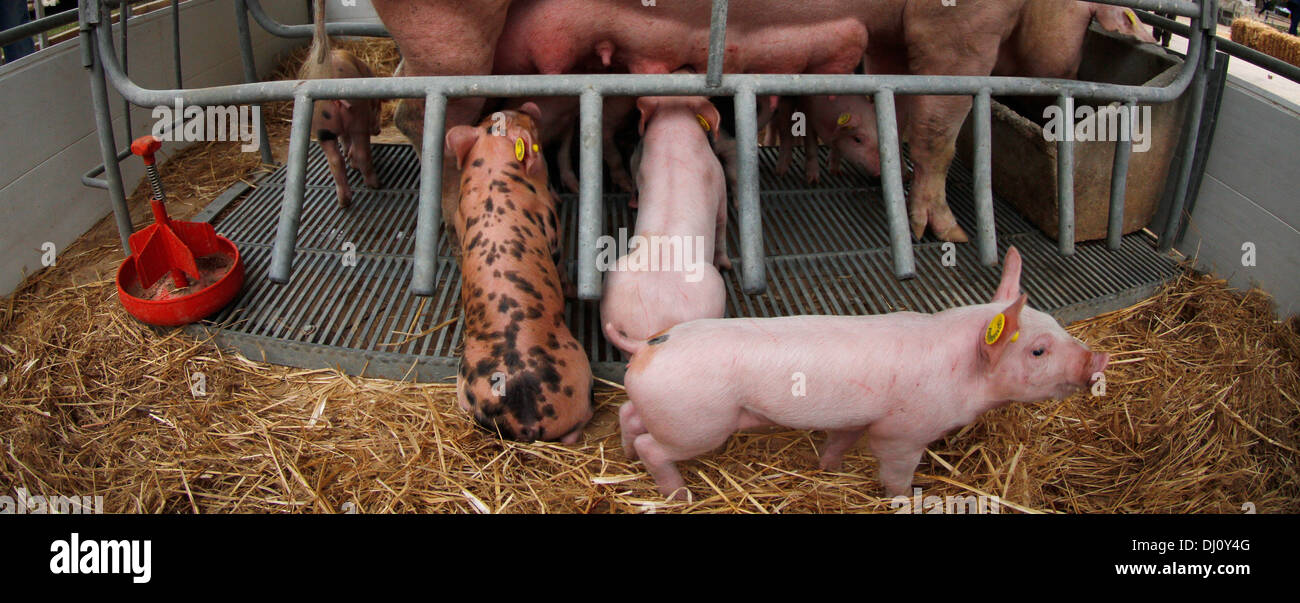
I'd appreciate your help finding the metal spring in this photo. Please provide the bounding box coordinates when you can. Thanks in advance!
[146,164,165,201]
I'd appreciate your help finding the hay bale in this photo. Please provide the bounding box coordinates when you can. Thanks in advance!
[1232,17,1300,68]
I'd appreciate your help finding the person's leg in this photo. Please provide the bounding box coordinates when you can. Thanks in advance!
[1,0,36,63]
[1291,2,1300,35]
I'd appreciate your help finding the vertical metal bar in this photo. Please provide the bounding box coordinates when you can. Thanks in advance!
[1159,19,1213,252]
[119,0,131,139]
[412,93,447,296]
[1107,101,1136,251]
[706,0,728,88]
[1056,94,1076,256]
[269,94,314,284]
[734,85,767,294]
[83,0,133,254]
[873,89,915,279]
[972,88,996,266]
[35,0,48,50]
[235,0,273,165]
[171,0,182,88]
[577,89,604,299]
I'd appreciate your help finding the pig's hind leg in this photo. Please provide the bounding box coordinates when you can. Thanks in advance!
[619,402,648,461]
[633,433,691,500]
[818,427,867,471]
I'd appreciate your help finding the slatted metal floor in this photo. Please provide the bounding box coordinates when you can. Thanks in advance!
[186,143,1181,382]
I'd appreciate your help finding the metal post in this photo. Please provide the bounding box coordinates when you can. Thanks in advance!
[82,0,133,254]
[706,0,728,88]
[873,89,915,278]
[35,0,48,50]
[734,85,767,294]
[412,94,447,296]
[577,89,604,299]
[119,0,131,139]
[235,0,273,165]
[972,88,996,266]
[1107,101,1136,250]
[172,0,182,88]
[1056,94,1076,256]
[1159,6,1214,252]
[269,94,314,284]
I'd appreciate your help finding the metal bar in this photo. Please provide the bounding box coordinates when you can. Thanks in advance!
[119,0,131,139]
[1056,94,1076,256]
[1107,102,1136,250]
[1136,8,1300,84]
[1,0,148,47]
[35,0,48,50]
[706,0,728,87]
[269,94,315,283]
[972,88,996,266]
[734,85,767,294]
[244,0,388,38]
[81,147,133,189]
[873,89,914,279]
[82,1,133,254]
[412,94,447,296]
[171,0,181,88]
[577,89,604,299]
[234,0,272,165]
[1159,13,1214,252]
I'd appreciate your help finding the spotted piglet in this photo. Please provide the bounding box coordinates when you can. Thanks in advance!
[445,104,593,443]
[299,0,381,208]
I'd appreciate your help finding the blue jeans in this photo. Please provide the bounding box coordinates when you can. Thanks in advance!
[1290,1,1300,36]
[1,0,36,64]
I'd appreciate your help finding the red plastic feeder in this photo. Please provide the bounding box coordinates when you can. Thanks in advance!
[116,136,245,327]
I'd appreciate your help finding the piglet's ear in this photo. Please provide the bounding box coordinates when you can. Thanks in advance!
[691,99,721,140]
[445,125,480,171]
[980,293,1028,370]
[636,97,660,136]
[333,99,353,111]
[992,246,1023,303]
[518,101,543,123]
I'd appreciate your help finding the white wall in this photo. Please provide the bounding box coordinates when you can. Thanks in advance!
[1178,76,1300,318]
[0,0,308,296]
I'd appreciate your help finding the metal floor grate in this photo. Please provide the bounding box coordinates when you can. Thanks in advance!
[187,143,1181,382]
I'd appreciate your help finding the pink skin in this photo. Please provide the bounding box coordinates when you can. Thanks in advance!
[611,246,1109,500]
[313,90,382,209]
[370,0,514,246]
[601,96,730,356]
[771,95,881,185]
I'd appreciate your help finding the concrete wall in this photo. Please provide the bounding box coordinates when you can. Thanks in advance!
[0,0,307,296]
[1178,75,1300,318]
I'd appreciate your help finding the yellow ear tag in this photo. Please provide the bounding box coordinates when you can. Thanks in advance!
[836,113,852,127]
[985,313,1006,345]
[514,138,526,161]
[696,114,711,132]
[1125,9,1138,26]
[531,143,540,153]
[1011,331,1020,343]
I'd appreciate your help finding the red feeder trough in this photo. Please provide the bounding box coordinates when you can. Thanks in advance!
[116,136,244,327]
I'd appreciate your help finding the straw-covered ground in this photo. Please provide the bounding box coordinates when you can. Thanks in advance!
[2,40,1297,513]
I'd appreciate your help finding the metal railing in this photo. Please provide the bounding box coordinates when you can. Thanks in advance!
[81,0,1220,300]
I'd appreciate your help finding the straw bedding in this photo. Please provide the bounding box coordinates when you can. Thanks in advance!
[1,40,1296,514]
